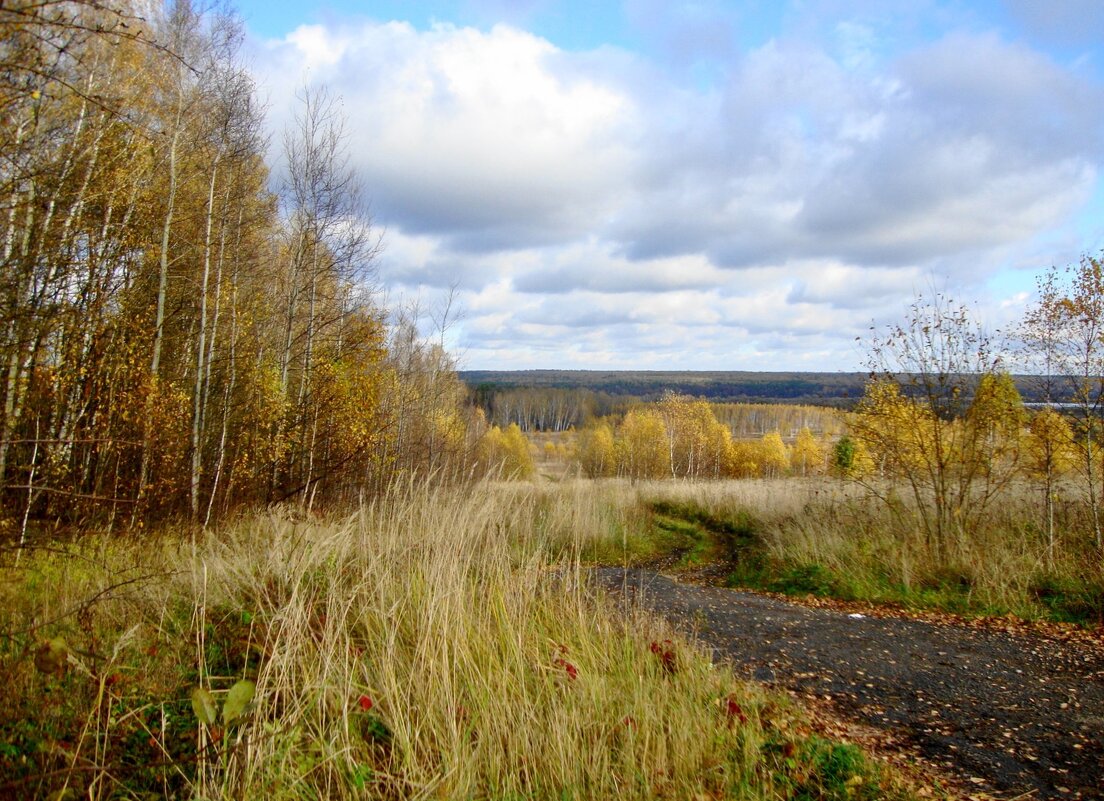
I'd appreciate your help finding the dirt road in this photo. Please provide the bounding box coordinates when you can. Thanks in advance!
[592,567,1104,799]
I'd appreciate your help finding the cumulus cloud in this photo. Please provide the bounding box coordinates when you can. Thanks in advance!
[243,5,1104,369]
[615,31,1101,271]
[512,245,725,294]
[256,21,636,251]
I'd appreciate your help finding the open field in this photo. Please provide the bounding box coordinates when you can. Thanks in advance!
[535,477,1104,625]
[0,481,924,800]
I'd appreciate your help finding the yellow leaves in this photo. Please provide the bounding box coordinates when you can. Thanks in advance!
[578,422,616,478]
[790,427,824,476]
[726,440,762,479]
[480,423,534,479]
[757,431,790,478]
[968,373,1026,442]
[852,380,937,477]
[1024,408,1075,478]
[431,409,467,451]
[616,408,669,479]
[312,358,385,457]
[854,374,1026,479]
[576,396,836,481]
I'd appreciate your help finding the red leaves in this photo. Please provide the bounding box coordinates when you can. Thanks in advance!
[357,694,373,712]
[650,640,677,674]
[553,657,578,681]
[724,694,748,727]
[551,642,578,681]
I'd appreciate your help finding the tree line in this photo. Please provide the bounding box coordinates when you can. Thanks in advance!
[575,394,831,481]
[462,369,872,405]
[0,1,484,535]
[573,264,1104,566]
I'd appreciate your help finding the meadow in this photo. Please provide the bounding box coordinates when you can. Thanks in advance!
[0,480,925,800]
[569,477,1104,624]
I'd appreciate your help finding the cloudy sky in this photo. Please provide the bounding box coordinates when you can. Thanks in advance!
[232,0,1104,371]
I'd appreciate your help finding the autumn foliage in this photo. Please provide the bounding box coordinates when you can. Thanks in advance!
[0,1,482,530]
[578,393,831,481]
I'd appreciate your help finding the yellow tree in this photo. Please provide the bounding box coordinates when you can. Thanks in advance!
[757,431,790,478]
[480,424,533,479]
[855,292,1010,557]
[616,408,668,480]
[1023,408,1075,564]
[658,392,695,478]
[851,380,934,479]
[577,422,616,478]
[658,393,731,478]
[725,439,761,478]
[700,412,734,479]
[790,427,824,476]
[962,372,1025,490]
[1022,255,1104,555]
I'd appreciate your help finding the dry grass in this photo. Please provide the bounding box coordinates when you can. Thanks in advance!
[0,480,917,799]
[577,477,1104,621]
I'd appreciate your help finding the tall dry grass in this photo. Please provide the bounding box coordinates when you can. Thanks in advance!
[590,477,1104,620]
[1,480,914,799]
[197,482,769,798]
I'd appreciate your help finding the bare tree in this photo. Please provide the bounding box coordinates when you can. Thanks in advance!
[1022,255,1104,554]
[273,85,381,505]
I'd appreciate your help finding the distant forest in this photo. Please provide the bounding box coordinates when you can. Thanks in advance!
[462,370,1068,432]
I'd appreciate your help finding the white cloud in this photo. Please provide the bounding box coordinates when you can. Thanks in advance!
[243,11,1104,370]
[256,21,637,250]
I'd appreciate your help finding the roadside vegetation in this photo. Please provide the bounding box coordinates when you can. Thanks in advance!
[0,482,921,800]
[580,479,1104,625]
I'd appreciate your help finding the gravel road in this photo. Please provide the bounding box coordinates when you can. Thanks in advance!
[592,567,1104,800]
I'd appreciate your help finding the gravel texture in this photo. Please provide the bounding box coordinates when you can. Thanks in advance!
[592,567,1104,800]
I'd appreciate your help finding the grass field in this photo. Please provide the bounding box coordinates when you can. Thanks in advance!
[563,477,1104,625]
[0,480,924,800]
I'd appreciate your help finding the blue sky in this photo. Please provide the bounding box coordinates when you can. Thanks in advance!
[233,0,1104,370]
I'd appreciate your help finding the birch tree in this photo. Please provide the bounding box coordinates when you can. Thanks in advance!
[1022,255,1104,554]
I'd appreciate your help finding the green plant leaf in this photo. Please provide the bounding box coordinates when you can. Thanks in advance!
[190,687,218,725]
[359,713,392,744]
[222,679,255,724]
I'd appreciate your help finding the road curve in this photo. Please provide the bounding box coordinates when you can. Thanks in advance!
[592,567,1104,800]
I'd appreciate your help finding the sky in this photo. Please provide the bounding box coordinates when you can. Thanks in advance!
[231,0,1104,371]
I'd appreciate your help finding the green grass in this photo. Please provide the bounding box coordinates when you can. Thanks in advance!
[646,500,758,568]
[1027,572,1104,623]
